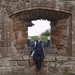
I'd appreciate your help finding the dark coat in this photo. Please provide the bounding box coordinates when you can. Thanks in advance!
[27,39,50,56]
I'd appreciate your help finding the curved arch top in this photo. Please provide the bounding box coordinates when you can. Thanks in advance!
[10,8,71,22]
[5,0,73,17]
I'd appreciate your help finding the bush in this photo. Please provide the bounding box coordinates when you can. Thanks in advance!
[41,29,51,36]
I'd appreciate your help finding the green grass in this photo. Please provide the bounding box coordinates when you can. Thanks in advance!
[31,36,48,42]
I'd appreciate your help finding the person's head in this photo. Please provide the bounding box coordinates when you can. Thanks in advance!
[37,35,41,41]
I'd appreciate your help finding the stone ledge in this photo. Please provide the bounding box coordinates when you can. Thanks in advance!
[44,56,55,62]
[8,55,75,62]
[8,54,23,61]
[56,56,69,62]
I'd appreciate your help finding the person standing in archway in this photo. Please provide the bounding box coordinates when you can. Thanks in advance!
[27,36,50,70]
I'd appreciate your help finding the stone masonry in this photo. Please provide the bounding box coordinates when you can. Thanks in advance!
[0,0,75,75]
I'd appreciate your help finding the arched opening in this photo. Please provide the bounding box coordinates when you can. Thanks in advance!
[28,19,50,36]
[9,9,71,56]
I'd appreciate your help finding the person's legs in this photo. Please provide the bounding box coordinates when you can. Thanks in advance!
[33,53,38,63]
[33,53,39,69]
[37,54,44,70]
[33,53,44,70]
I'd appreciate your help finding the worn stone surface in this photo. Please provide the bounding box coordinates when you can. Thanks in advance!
[17,61,29,66]
[44,56,55,62]
[56,56,69,62]
[0,0,75,75]
[48,66,59,73]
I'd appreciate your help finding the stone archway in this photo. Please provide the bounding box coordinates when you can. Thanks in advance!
[9,9,72,56]
[0,0,72,57]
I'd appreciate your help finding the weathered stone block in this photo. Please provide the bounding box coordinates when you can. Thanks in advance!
[11,0,19,3]
[20,25,27,31]
[9,30,15,40]
[57,23,67,28]
[9,54,23,61]
[22,31,28,37]
[70,57,75,61]
[25,67,47,74]
[1,69,12,75]
[12,24,27,30]
[24,50,31,55]
[51,29,58,35]
[61,64,73,73]
[0,47,9,57]
[56,56,69,62]
[72,44,75,56]
[56,45,63,50]
[16,38,27,45]
[44,55,55,62]
[25,66,36,74]
[52,38,63,45]
[59,29,67,36]
[0,24,2,29]
[46,45,57,54]
[73,67,75,74]
[12,24,19,30]
[17,48,23,54]
[12,68,25,74]
[2,0,11,4]
[17,61,29,66]
[0,58,10,66]
[0,0,2,3]
[23,55,29,60]
[49,62,55,67]
[57,49,66,55]
[8,45,18,57]
[48,66,59,73]
[10,61,17,66]
[38,68,47,74]
[29,57,35,67]
[42,61,49,67]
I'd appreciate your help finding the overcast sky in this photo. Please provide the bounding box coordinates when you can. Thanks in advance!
[28,20,51,36]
